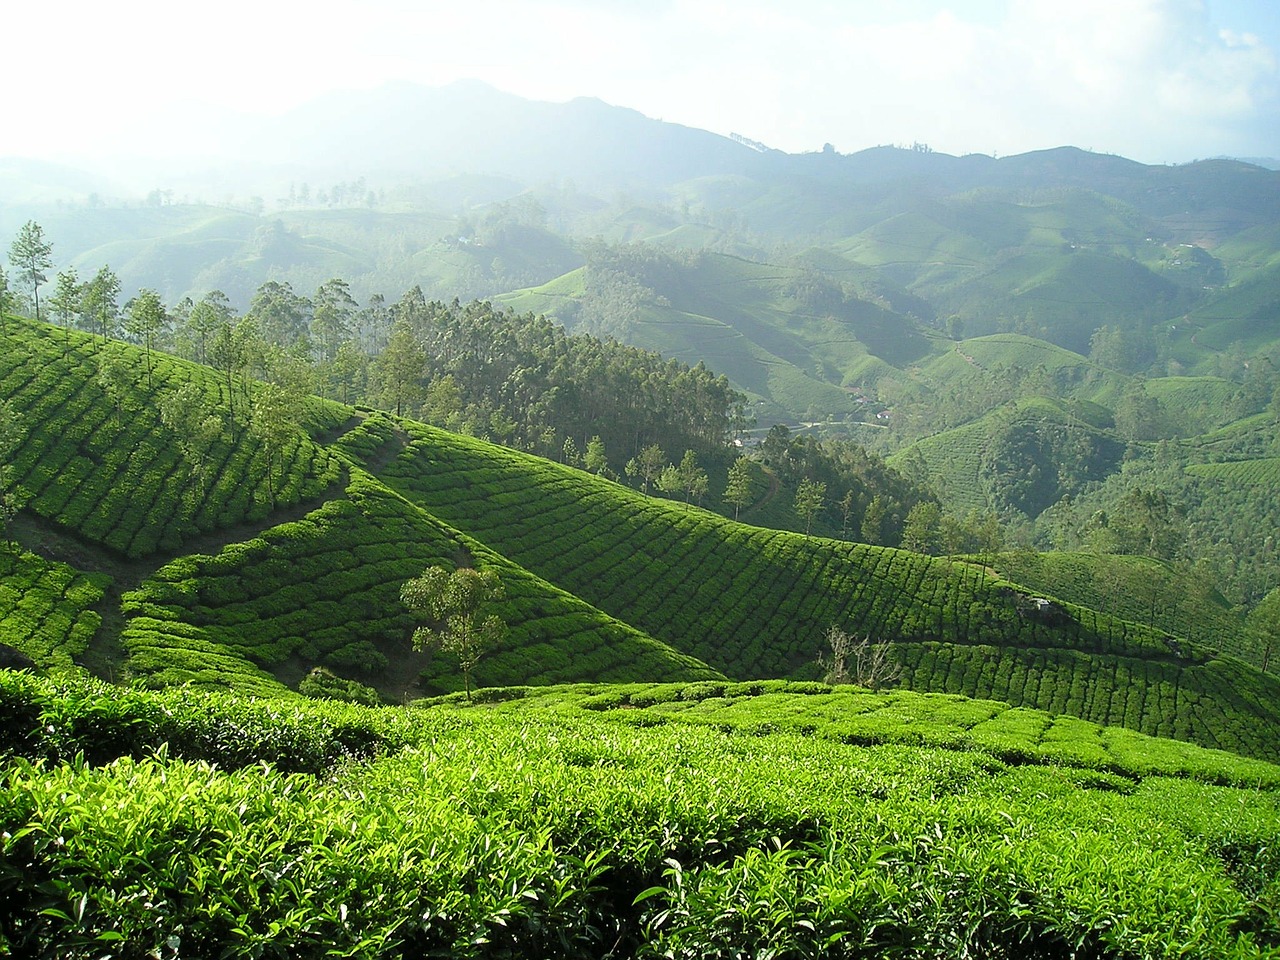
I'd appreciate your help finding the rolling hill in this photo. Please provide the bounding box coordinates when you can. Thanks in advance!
[2,315,1278,764]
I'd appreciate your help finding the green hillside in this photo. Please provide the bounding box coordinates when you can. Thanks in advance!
[500,250,942,420]
[3,316,1279,763]
[989,551,1248,660]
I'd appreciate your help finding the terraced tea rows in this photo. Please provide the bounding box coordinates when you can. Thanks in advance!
[122,462,716,697]
[1,319,344,559]
[0,551,108,669]
[371,422,1185,669]
[1186,456,1280,487]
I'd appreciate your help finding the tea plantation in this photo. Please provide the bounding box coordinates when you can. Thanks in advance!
[2,672,1279,958]
[2,313,1280,767]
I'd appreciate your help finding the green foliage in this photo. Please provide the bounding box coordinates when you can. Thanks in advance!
[402,566,506,699]
[298,666,383,706]
[121,452,716,697]
[2,674,1280,958]
[359,420,1280,760]
[0,317,342,559]
[0,552,107,669]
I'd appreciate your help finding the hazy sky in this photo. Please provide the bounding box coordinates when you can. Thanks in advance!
[8,0,1279,165]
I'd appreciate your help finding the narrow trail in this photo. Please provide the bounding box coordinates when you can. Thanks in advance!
[10,412,412,679]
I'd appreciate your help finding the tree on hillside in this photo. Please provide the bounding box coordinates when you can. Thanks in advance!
[901,501,943,554]
[584,436,608,476]
[312,278,357,362]
[628,443,667,496]
[95,347,133,424]
[794,478,826,535]
[159,382,224,494]
[81,266,121,345]
[48,267,81,350]
[1247,588,1280,675]
[7,221,53,324]
[248,280,311,351]
[1110,488,1183,561]
[372,319,425,417]
[186,291,235,365]
[250,381,298,509]
[724,456,753,520]
[124,288,167,390]
[401,566,506,701]
[817,627,899,691]
[656,464,682,499]
[677,449,709,505]
[861,495,888,545]
[562,436,581,468]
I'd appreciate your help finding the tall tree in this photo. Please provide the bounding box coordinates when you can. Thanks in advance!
[724,456,753,520]
[249,381,296,509]
[7,221,53,324]
[630,443,666,496]
[81,266,121,345]
[48,267,81,350]
[676,449,709,505]
[1248,588,1280,674]
[159,382,224,491]
[794,478,827,535]
[584,436,608,476]
[401,566,506,701]
[95,347,133,423]
[124,288,167,390]
[187,291,234,365]
[901,501,943,555]
[372,319,425,416]
[311,278,357,362]
[248,280,311,351]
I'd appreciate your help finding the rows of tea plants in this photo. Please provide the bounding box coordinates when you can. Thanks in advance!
[991,550,1248,658]
[518,677,1280,782]
[348,421,1280,759]
[1,319,344,558]
[889,640,1280,762]
[2,673,1278,958]
[0,551,108,669]
[372,424,1196,674]
[121,467,717,697]
[1186,456,1280,487]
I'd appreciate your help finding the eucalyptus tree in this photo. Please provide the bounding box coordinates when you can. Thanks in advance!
[311,278,357,362]
[724,456,753,520]
[187,291,234,365]
[48,267,81,349]
[124,288,167,390]
[81,266,121,345]
[584,436,608,475]
[7,220,53,324]
[372,319,425,416]
[794,478,827,535]
[249,381,296,509]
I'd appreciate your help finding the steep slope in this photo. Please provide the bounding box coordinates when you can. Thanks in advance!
[3,317,1279,761]
[349,419,1280,761]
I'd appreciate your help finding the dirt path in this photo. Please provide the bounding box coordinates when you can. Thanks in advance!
[11,412,404,678]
